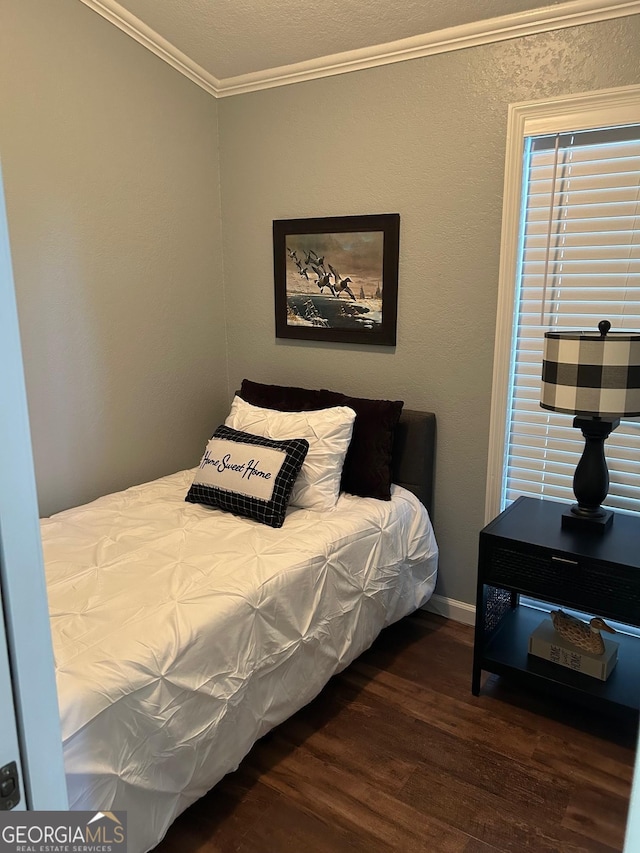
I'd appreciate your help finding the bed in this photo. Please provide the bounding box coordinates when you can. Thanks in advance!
[41,388,438,853]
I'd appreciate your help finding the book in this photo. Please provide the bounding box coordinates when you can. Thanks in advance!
[528,618,619,681]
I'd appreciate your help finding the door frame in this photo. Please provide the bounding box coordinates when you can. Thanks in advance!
[0,162,67,809]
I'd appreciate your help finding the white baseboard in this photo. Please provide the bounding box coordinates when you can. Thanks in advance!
[423,594,476,626]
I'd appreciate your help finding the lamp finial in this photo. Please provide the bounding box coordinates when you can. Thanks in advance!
[598,319,611,337]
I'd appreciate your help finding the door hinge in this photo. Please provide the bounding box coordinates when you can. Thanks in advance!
[0,761,20,810]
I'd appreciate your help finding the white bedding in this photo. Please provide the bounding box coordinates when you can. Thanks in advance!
[41,469,438,853]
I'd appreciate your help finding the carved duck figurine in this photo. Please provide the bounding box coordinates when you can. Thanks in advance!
[550,610,616,655]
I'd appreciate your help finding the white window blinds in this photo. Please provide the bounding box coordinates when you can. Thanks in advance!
[504,124,640,515]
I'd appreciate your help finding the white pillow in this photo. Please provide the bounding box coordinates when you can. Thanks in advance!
[225,396,356,511]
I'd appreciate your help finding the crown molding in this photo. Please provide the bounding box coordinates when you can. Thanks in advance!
[218,0,640,96]
[79,0,640,99]
[78,0,221,97]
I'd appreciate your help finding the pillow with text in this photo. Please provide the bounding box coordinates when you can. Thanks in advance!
[186,424,309,528]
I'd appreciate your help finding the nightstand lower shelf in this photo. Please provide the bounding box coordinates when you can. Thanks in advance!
[473,498,640,720]
[482,604,640,716]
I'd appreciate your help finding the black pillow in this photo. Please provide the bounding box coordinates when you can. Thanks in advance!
[239,380,329,412]
[239,380,403,500]
[186,424,309,528]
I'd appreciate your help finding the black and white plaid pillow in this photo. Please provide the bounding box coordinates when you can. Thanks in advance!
[185,425,309,528]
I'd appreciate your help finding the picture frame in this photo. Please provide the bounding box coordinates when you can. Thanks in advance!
[273,213,400,346]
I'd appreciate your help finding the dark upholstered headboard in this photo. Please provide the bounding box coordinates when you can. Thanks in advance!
[392,410,436,518]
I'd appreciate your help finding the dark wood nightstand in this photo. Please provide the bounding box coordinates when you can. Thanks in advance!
[472,496,640,717]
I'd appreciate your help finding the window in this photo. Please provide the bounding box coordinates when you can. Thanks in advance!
[486,85,640,523]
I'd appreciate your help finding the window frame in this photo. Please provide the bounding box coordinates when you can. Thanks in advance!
[485,83,640,524]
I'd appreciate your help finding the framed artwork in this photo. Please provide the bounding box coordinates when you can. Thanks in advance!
[273,213,400,346]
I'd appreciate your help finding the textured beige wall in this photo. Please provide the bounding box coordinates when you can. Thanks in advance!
[0,0,227,516]
[218,18,640,605]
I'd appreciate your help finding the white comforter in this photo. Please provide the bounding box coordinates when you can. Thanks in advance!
[41,470,438,853]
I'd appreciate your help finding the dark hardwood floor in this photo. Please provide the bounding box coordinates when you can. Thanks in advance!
[154,611,637,853]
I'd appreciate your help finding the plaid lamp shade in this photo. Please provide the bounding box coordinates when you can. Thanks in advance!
[541,329,640,417]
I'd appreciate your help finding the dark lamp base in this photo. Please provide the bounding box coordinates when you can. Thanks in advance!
[561,505,614,533]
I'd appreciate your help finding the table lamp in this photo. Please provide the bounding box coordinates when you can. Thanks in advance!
[541,320,640,532]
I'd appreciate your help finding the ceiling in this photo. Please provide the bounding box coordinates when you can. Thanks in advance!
[80,0,636,95]
[91,0,564,79]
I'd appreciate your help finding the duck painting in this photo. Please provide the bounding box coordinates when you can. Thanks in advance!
[550,609,616,655]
